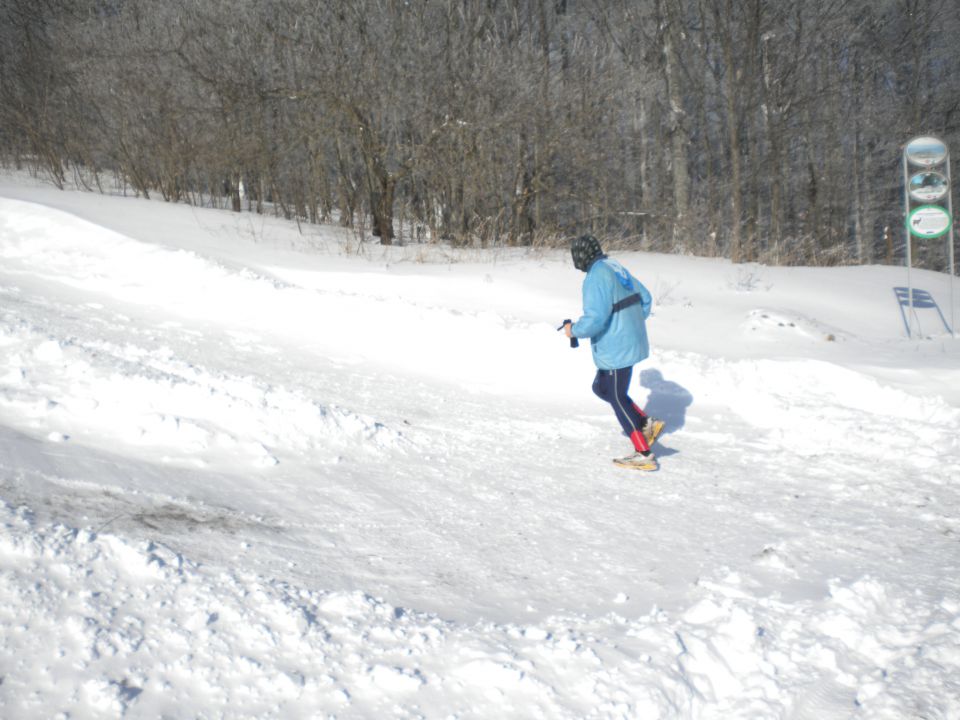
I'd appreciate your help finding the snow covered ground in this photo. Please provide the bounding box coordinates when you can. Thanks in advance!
[1,173,959,718]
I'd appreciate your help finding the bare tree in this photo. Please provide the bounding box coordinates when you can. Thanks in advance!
[3,0,957,267]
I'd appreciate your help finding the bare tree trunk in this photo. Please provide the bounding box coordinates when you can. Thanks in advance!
[760,33,782,262]
[639,97,651,250]
[372,174,396,245]
[660,0,690,251]
[852,54,866,264]
[717,9,743,263]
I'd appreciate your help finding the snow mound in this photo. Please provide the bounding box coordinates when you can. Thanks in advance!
[2,502,959,718]
[742,308,846,343]
[655,350,960,460]
[0,316,407,469]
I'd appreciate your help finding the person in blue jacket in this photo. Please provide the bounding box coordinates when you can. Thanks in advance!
[562,235,664,470]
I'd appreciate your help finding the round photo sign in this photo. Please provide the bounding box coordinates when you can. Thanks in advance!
[909,171,949,202]
[907,204,952,239]
[905,136,948,167]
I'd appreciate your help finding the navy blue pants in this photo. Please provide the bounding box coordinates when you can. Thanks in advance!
[592,367,648,449]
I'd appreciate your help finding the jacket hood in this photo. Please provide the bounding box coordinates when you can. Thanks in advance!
[571,235,604,272]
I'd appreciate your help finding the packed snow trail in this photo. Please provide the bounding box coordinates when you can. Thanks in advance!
[1,185,959,718]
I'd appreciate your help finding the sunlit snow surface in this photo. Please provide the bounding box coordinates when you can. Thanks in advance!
[1,176,959,718]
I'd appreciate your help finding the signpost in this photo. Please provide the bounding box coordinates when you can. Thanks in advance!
[902,136,955,338]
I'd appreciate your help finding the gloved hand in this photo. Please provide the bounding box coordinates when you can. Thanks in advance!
[558,320,579,348]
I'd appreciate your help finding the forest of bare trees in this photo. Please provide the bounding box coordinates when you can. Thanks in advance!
[1,0,958,267]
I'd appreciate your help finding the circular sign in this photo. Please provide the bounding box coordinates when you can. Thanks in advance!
[907,205,952,239]
[909,171,949,202]
[905,136,948,167]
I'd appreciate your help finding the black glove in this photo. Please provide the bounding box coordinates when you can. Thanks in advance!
[558,319,579,348]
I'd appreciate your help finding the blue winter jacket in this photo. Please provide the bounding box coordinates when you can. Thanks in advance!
[571,257,652,370]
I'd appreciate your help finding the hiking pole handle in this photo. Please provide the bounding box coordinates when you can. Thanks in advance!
[557,319,579,348]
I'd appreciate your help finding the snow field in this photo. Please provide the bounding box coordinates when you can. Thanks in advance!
[0,310,405,470]
[2,180,960,717]
[0,196,568,399]
[661,350,960,462]
[3,500,959,719]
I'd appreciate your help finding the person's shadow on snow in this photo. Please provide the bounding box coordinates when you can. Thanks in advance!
[640,368,692,456]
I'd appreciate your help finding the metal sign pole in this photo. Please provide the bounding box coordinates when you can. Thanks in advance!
[902,150,914,337]
[947,152,956,337]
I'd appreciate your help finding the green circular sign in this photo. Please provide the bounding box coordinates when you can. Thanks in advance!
[907,205,952,239]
